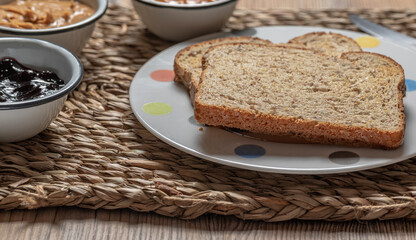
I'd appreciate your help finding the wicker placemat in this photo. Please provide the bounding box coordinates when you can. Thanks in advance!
[0,4,416,222]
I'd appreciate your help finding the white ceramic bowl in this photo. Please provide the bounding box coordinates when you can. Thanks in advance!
[0,0,108,54]
[0,38,83,142]
[132,0,238,42]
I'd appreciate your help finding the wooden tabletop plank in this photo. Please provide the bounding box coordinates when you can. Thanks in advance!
[1,207,416,240]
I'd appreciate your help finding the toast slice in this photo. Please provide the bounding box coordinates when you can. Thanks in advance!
[194,43,405,149]
[181,32,363,103]
[288,32,362,57]
[174,36,273,89]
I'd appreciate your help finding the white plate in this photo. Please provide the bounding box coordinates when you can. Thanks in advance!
[129,26,416,174]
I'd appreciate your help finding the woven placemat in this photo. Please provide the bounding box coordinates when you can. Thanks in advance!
[1,4,416,222]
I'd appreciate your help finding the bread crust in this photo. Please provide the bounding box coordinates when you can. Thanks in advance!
[194,43,405,149]
[194,102,404,149]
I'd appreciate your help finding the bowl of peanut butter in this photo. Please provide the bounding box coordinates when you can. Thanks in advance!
[0,0,107,54]
[132,0,238,42]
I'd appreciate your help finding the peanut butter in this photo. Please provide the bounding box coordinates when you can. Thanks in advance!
[0,0,94,29]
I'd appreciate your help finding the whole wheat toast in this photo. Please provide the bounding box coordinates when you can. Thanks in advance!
[175,32,363,104]
[194,43,405,149]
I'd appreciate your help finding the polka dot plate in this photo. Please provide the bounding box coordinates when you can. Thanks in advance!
[129,26,416,174]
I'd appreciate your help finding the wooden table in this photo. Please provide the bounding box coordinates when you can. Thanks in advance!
[2,207,416,239]
[2,1,416,239]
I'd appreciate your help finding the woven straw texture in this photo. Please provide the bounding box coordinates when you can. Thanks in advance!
[1,4,416,222]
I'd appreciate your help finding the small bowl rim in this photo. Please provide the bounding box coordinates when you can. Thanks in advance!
[134,0,237,9]
[0,0,108,35]
[0,37,83,110]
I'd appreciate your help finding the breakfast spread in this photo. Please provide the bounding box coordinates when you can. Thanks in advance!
[0,0,94,29]
[154,0,220,4]
[0,57,64,102]
[174,32,406,149]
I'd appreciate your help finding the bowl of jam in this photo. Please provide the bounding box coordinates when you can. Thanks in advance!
[132,0,238,41]
[0,37,83,142]
[0,0,108,54]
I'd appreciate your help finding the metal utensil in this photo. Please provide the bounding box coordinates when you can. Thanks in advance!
[349,14,416,51]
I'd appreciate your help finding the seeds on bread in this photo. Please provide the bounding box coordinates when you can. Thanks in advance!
[194,43,405,149]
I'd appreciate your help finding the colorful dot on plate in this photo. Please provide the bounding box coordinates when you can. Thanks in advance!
[354,36,380,48]
[234,144,266,158]
[150,70,175,82]
[142,102,172,115]
[406,79,416,92]
[328,151,360,165]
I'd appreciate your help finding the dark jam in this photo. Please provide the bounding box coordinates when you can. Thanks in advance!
[0,57,64,103]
